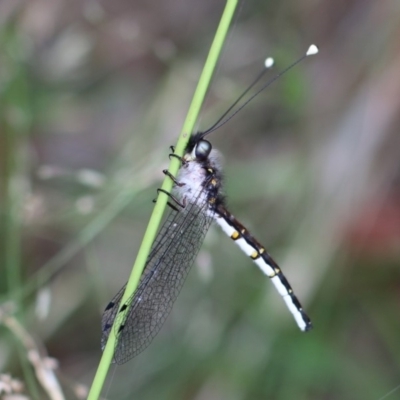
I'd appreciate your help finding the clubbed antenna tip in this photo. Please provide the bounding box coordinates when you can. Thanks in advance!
[306,44,319,56]
[264,57,274,68]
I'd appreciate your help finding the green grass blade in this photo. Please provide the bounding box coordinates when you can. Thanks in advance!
[87,1,238,398]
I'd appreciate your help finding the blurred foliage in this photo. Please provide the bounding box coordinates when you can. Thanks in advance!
[0,0,400,399]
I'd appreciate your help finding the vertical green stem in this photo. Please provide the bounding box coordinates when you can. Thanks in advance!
[87,0,238,398]
[1,26,38,397]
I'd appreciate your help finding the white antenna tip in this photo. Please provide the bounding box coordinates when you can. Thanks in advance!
[306,44,319,56]
[264,57,274,68]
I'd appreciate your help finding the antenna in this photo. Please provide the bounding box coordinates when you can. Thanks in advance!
[199,44,318,139]
[201,57,275,135]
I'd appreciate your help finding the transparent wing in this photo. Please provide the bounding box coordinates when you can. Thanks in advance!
[100,204,183,339]
[101,188,214,364]
[100,202,185,349]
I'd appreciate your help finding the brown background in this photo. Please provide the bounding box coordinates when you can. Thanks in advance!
[0,1,399,399]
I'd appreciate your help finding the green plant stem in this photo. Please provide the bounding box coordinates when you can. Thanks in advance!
[87,1,238,398]
[1,27,38,397]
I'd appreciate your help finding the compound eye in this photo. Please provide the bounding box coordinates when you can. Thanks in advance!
[195,140,212,160]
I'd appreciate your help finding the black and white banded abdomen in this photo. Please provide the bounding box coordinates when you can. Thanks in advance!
[214,207,312,332]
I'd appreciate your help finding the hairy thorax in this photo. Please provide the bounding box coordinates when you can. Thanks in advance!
[173,148,222,205]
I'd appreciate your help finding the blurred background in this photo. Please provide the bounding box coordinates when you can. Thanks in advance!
[0,0,400,399]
